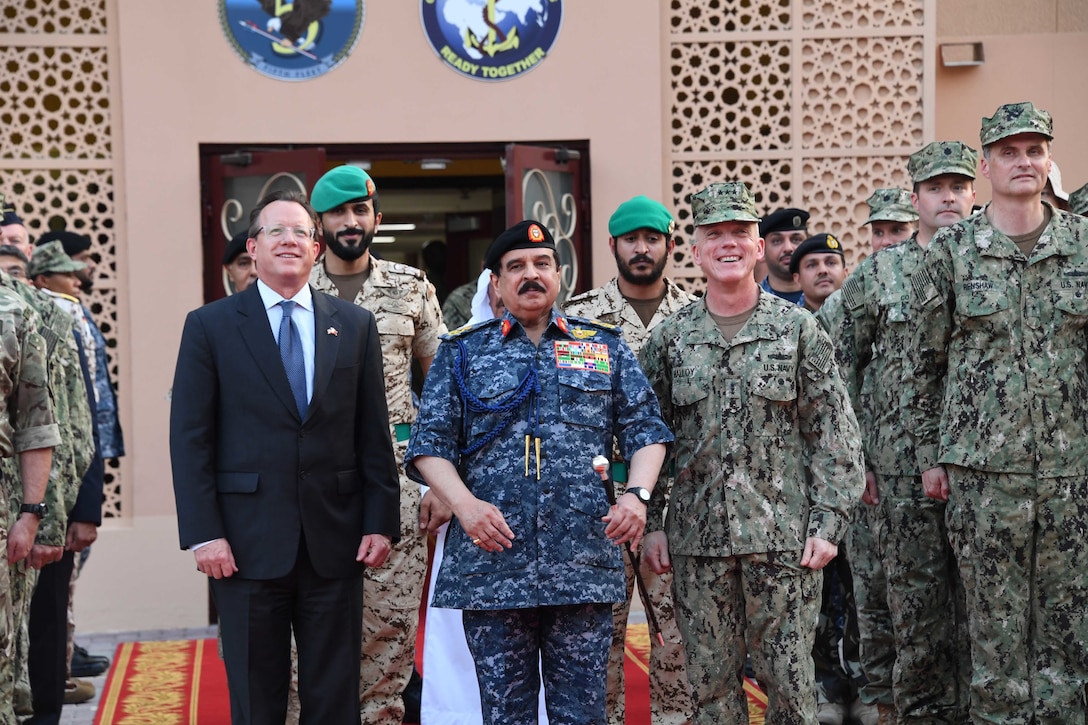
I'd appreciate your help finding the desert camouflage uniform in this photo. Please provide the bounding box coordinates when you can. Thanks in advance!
[0,284,61,725]
[405,310,673,725]
[2,281,90,718]
[906,204,1088,723]
[441,279,476,331]
[831,237,969,720]
[563,276,695,725]
[310,255,443,724]
[640,293,864,725]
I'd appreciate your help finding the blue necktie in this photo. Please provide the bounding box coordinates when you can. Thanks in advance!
[278,300,308,417]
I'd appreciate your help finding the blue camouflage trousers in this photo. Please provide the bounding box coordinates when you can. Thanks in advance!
[462,603,612,725]
[946,466,1088,724]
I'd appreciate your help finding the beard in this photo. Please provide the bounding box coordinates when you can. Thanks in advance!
[324,226,374,261]
[615,250,667,287]
[76,270,94,292]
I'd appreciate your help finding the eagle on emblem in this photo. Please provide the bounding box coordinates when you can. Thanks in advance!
[260,0,331,45]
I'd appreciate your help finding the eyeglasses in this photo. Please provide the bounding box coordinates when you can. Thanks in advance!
[257,225,316,241]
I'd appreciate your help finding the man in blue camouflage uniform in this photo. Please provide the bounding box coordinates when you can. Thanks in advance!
[640,182,864,725]
[406,220,672,725]
[833,141,979,723]
[905,102,1088,723]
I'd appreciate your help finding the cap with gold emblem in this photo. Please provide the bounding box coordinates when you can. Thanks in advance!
[484,220,557,272]
[789,233,844,275]
[690,182,761,226]
[311,165,377,214]
[908,141,979,183]
[864,188,918,225]
[759,208,810,238]
[980,101,1053,147]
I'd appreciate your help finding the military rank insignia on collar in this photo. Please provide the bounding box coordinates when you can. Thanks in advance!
[555,316,569,334]
[501,318,512,337]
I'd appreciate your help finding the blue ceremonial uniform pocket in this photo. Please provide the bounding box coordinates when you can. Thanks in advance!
[557,368,612,430]
[466,370,522,442]
[459,502,532,576]
[566,479,621,570]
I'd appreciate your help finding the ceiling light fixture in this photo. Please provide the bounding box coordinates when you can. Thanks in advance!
[420,159,449,171]
[377,223,417,232]
[372,235,397,244]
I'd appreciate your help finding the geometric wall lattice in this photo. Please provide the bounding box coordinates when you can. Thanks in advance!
[0,0,108,34]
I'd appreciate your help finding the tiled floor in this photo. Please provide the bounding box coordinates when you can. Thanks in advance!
[61,626,218,725]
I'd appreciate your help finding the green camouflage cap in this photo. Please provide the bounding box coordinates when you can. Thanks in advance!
[908,141,979,183]
[27,240,86,277]
[1070,183,1088,217]
[980,102,1053,147]
[864,188,918,225]
[690,182,761,226]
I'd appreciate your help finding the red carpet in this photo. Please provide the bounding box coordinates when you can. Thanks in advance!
[94,639,230,724]
[95,628,767,723]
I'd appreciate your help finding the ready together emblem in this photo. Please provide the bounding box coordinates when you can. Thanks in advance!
[219,0,365,81]
[421,0,563,81]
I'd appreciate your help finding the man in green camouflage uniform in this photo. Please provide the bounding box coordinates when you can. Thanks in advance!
[831,141,979,723]
[906,102,1088,724]
[308,165,447,725]
[0,279,60,725]
[640,181,864,724]
[1,262,94,718]
[564,195,695,725]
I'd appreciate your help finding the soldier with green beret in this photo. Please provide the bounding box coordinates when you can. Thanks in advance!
[564,195,694,725]
[640,181,864,723]
[825,139,979,723]
[862,188,918,252]
[308,164,446,725]
[905,101,1088,722]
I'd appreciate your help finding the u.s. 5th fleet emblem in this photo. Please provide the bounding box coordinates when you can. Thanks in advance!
[421,0,563,82]
[219,0,365,82]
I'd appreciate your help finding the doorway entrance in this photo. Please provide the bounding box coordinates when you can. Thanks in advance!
[199,141,592,309]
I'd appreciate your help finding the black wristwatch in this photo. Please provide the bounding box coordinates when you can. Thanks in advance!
[19,502,47,519]
[624,487,651,505]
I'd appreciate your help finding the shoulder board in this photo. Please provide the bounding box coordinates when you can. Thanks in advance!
[441,317,501,340]
[385,262,426,280]
[565,316,621,338]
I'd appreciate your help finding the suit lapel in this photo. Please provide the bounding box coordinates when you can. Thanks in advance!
[309,289,340,419]
[236,285,301,421]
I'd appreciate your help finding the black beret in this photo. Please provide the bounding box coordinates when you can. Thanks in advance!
[37,230,91,257]
[789,233,844,275]
[222,230,250,265]
[484,220,556,272]
[759,208,810,237]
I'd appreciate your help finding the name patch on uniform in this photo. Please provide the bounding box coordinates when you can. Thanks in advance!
[554,341,611,373]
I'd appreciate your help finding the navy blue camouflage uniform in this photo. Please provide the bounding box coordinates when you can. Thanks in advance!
[406,309,673,725]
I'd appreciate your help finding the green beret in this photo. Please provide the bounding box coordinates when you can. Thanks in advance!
[484,220,557,272]
[789,233,844,275]
[1069,183,1088,217]
[608,196,675,237]
[310,165,376,214]
[691,182,761,226]
[980,102,1053,147]
[864,188,918,225]
[28,240,86,278]
[908,141,979,183]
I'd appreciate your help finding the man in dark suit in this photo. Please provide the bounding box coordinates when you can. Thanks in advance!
[170,189,400,725]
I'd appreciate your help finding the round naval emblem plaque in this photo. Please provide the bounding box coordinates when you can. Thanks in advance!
[219,0,365,82]
[421,0,563,82]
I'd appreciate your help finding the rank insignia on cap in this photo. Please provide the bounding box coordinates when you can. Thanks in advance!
[528,223,545,242]
[571,327,597,339]
[826,234,839,249]
[366,179,375,196]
